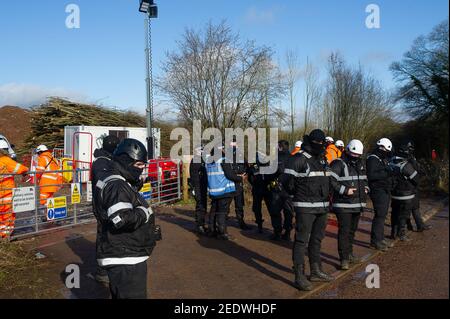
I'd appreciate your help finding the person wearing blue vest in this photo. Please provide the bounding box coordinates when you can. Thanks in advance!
[206,146,244,240]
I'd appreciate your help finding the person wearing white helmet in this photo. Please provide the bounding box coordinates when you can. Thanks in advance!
[366,137,395,251]
[291,140,303,155]
[35,144,63,205]
[325,136,341,163]
[329,139,369,270]
[0,140,29,238]
[335,140,345,153]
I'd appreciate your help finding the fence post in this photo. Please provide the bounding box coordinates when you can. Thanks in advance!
[34,171,39,232]
[73,169,78,225]
[157,162,161,204]
[177,160,181,200]
[182,157,189,202]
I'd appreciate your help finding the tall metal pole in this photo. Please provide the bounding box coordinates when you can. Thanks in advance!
[145,17,154,159]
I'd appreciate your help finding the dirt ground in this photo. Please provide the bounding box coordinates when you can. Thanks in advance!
[311,205,449,299]
[0,195,446,299]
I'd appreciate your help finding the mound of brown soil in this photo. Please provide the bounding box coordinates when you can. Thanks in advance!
[0,105,32,152]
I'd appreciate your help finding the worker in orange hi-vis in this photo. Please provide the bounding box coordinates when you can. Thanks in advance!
[325,136,342,164]
[35,145,63,206]
[0,140,29,238]
[291,140,303,155]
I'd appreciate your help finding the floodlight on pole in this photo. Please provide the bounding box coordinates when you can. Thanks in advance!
[138,0,158,159]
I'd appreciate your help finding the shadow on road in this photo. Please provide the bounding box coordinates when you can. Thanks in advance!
[63,235,110,299]
[159,211,294,287]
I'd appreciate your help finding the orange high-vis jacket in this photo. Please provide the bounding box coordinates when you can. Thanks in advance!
[0,155,29,212]
[325,144,342,164]
[291,146,301,156]
[36,151,62,194]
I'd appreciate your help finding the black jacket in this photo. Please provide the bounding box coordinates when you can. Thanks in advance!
[280,143,330,214]
[366,149,394,192]
[93,162,157,265]
[330,154,368,214]
[92,148,114,188]
[247,153,271,191]
[389,156,419,204]
[189,156,208,199]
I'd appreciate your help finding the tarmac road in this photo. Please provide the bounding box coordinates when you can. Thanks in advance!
[311,205,449,299]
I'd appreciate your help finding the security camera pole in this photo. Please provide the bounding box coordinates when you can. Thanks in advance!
[139,0,158,159]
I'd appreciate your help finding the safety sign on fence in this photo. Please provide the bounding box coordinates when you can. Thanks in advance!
[140,182,152,200]
[12,187,36,213]
[47,196,67,221]
[71,183,81,204]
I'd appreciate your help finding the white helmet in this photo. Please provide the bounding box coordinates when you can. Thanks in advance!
[295,140,303,148]
[335,140,345,148]
[325,136,334,143]
[0,140,9,150]
[346,139,364,155]
[376,138,392,151]
[36,145,49,153]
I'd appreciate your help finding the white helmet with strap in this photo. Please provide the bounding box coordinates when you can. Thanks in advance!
[346,139,364,155]
[335,140,344,148]
[295,140,303,148]
[0,140,9,150]
[36,145,49,153]
[376,138,392,151]
[325,136,334,143]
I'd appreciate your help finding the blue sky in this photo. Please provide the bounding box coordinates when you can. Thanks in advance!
[0,0,448,120]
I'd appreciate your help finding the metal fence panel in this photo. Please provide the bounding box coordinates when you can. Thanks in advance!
[1,159,181,240]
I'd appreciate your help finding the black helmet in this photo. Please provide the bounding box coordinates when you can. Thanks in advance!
[102,135,120,154]
[309,129,326,143]
[397,143,410,157]
[113,138,147,162]
[406,140,415,153]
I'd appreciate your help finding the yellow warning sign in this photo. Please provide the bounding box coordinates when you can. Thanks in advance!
[71,183,81,204]
[46,196,67,220]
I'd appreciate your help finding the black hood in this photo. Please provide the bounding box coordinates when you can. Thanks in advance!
[302,135,325,157]
[112,153,143,187]
[94,148,113,159]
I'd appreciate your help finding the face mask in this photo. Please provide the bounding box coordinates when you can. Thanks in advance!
[310,142,325,155]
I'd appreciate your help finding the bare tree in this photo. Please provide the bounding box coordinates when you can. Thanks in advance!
[303,57,321,136]
[285,49,301,143]
[316,53,395,147]
[158,21,286,133]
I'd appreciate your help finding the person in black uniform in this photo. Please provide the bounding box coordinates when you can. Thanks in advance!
[206,146,244,240]
[91,135,120,284]
[404,141,431,232]
[93,139,159,299]
[389,142,422,241]
[281,129,334,291]
[366,138,395,252]
[189,146,208,235]
[247,152,270,233]
[267,140,294,241]
[228,141,251,230]
[329,139,368,270]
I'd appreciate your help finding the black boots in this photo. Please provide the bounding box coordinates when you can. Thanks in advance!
[369,242,389,252]
[293,264,312,291]
[269,231,282,241]
[281,229,291,241]
[340,260,350,270]
[256,220,264,233]
[417,224,432,232]
[310,263,334,282]
[196,225,208,235]
[398,228,411,241]
[238,218,251,230]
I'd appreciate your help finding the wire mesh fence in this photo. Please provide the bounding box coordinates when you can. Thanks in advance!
[0,159,181,240]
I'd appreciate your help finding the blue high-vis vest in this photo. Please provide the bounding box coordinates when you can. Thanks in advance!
[206,157,236,197]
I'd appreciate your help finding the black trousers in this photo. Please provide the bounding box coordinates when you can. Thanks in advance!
[269,192,293,233]
[234,183,245,220]
[209,197,233,234]
[391,200,413,235]
[370,190,391,244]
[194,186,207,227]
[292,211,328,266]
[336,213,360,261]
[106,260,148,299]
[409,207,425,229]
[252,186,270,224]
